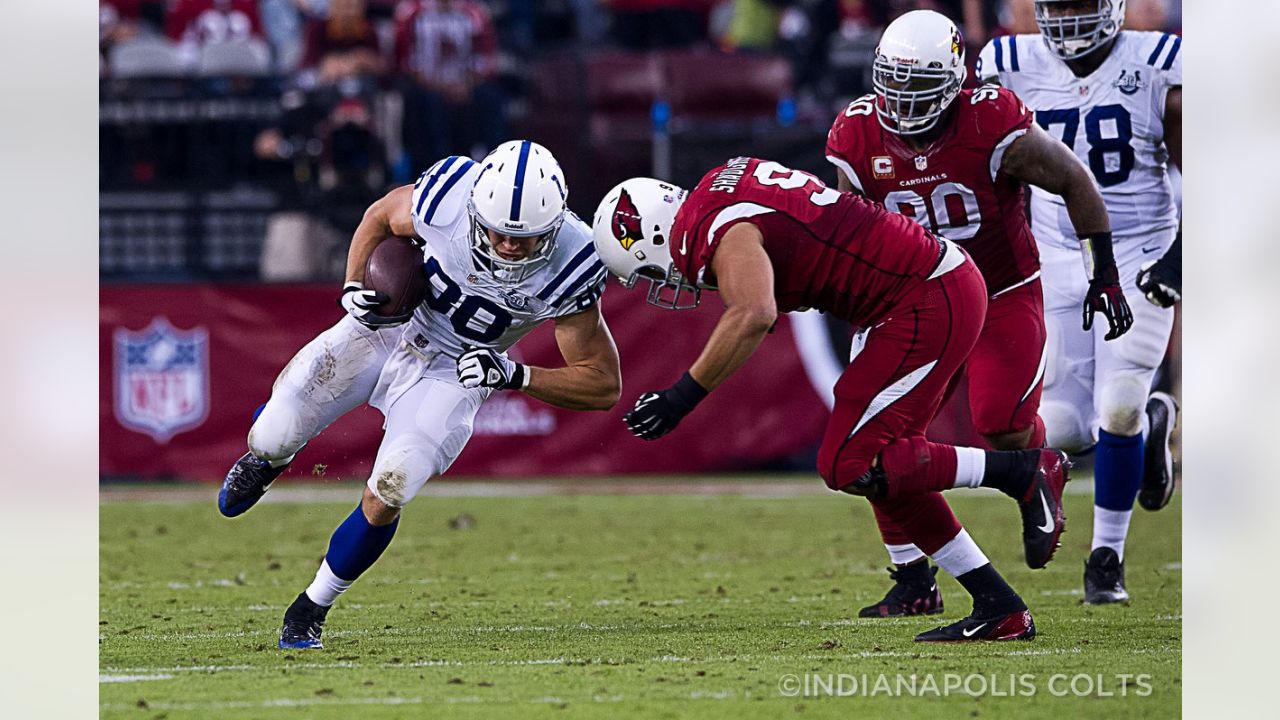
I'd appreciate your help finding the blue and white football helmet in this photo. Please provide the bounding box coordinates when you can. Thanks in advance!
[468,140,568,284]
[1034,0,1126,60]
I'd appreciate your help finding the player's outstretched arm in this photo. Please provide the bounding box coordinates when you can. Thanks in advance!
[342,184,418,285]
[621,223,776,441]
[521,303,622,411]
[687,223,778,391]
[1002,124,1133,339]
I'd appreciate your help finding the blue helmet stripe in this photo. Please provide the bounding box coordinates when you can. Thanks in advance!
[1147,33,1170,66]
[415,156,458,219]
[1161,37,1181,70]
[423,159,475,224]
[1008,35,1020,72]
[509,140,532,222]
[536,243,596,300]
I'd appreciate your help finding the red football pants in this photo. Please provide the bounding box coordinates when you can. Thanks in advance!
[816,258,987,555]
[966,278,1047,440]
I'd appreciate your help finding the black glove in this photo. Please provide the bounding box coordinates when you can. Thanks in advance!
[339,282,411,328]
[457,347,527,390]
[623,372,709,441]
[1080,233,1134,341]
[1136,233,1181,308]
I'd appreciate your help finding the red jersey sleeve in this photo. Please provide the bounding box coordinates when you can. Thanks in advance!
[963,85,1034,182]
[824,95,875,193]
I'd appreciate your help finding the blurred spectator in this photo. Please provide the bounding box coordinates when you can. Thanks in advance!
[101,1,143,63]
[167,0,266,45]
[301,0,384,85]
[259,0,323,72]
[719,0,783,52]
[394,0,507,168]
[605,0,714,50]
[1126,0,1170,31]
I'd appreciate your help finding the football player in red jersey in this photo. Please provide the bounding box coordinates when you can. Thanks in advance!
[825,10,1130,616]
[591,161,1070,642]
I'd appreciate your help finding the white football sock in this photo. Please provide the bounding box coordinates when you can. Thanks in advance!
[952,447,986,488]
[1091,506,1132,561]
[929,529,989,578]
[885,542,926,565]
[304,560,353,607]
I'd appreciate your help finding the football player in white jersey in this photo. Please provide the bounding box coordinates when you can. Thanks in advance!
[977,0,1181,604]
[216,140,621,648]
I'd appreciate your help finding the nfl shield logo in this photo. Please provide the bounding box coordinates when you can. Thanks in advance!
[114,317,210,443]
[914,156,928,171]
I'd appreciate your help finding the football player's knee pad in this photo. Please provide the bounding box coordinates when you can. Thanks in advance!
[1097,374,1148,437]
[366,443,443,509]
[246,401,311,462]
[1039,400,1092,453]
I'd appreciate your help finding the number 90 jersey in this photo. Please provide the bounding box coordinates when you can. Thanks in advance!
[404,155,607,365]
[978,31,1182,245]
[825,86,1037,296]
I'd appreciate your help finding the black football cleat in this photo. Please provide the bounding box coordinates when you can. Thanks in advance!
[915,609,1036,642]
[1138,392,1179,511]
[218,452,289,517]
[1083,547,1130,605]
[279,592,330,649]
[858,564,943,618]
[1019,450,1070,569]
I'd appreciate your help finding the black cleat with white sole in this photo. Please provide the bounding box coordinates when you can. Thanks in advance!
[1083,547,1130,605]
[915,609,1036,642]
[1138,392,1178,511]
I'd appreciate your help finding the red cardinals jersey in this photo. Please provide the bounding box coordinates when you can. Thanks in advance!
[825,86,1037,295]
[670,157,948,327]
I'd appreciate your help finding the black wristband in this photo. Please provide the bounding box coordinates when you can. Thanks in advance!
[1082,232,1117,279]
[669,371,709,412]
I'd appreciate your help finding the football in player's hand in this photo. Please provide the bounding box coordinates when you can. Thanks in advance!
[365,236,427,318]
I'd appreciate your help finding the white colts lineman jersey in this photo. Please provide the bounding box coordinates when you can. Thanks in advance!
[404,154,607,368]
[978,31,1182,248]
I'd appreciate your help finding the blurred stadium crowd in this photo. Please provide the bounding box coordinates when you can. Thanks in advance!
[99,0,1181,281]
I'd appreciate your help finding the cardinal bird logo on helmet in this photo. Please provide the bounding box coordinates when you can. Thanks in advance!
[611,189,645,251]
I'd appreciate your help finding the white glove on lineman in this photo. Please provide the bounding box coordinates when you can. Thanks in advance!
[457,347,529,390]
[340,282,406,327]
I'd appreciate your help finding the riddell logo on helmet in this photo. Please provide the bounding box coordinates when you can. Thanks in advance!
[611,189,645,251]
[501,220,528,232]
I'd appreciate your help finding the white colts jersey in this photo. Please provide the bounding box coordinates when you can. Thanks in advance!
[405,155,607,365]
[978,31,1182,247]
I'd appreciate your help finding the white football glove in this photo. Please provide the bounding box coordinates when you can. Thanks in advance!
[339,282,407,327]
[457,347,528,390]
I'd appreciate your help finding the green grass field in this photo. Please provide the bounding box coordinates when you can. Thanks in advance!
[100,479,1180,718]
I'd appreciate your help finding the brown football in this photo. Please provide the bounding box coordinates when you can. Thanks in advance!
[364,236,427,317]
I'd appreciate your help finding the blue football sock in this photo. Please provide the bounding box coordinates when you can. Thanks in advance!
[1094,429,1143,512]
[324,504,400,582]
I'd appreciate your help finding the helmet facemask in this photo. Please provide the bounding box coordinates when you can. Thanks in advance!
[1034,0,1125,60]
[873,56,963,136]
[637,265,701,311]
[468,200,562,286]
